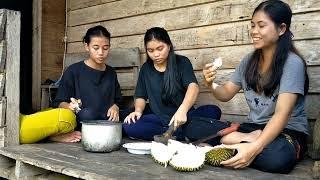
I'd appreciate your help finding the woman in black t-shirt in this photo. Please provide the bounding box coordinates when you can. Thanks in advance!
[123,27,222,141]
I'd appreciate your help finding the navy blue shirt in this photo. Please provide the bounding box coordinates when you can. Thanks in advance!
[53,61,122,115]
[135,55,197,125]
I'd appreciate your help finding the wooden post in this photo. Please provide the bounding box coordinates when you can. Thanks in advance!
[0,10,6,41]
[5,10,20,146]
[310,112,320,160]
[15,161,48,178]
[0,40,6,72]
[32,0,42,111]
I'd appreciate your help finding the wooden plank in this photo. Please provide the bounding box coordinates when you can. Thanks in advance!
[194,66,320,94]
[15,160,49,178]
[5,10,20,146]
[42,0,66,24]
[0,73,4,97]
[64,48,140,69]
[0,40,6,72]
[178,39,320,70]
[68,0,121,11]
[0,143,313,179]
[313,161,320,179]
[0,155,15,179]
[196,92,320,120]
[0,127,6,147]
[0,10,6,41]
[67,12,320,53]
[0,97,6,127]
[32,0,42,111]
[68,0,220,26]
[67,0,320,41]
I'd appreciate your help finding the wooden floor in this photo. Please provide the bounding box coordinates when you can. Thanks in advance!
[0,141,315,180]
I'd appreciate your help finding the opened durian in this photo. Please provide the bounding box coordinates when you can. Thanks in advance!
[169,144,205,172]
[205,147,235,166]
[151,141,177,167]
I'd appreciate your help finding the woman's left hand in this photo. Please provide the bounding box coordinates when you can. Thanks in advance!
[220,142,263,169]
[169,110,187,130]
[106,104,119,122]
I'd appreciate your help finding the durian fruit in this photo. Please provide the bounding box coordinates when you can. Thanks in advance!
[205,147,235,166]
[169,144,205,172]
[151,141,176,167]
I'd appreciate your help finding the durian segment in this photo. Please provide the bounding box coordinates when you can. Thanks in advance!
[169,144,205,172]
[205,148,235,166]
[151,141,176,167]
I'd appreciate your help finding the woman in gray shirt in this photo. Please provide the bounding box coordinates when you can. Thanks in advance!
[203,0,309,173]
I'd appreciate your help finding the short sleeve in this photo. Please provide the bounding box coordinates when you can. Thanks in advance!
[279,53,305,95]
[134,65,148,100]
[179,56,198,88]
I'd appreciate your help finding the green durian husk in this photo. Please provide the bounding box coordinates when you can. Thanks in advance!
[169,161,204,172]
[205,148,235,166]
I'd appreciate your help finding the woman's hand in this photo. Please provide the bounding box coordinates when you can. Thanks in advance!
[106,104,119,122]
[169,109,188,130]
[220,142,263,169]
[203,63,218,88]
[124,111,142,124]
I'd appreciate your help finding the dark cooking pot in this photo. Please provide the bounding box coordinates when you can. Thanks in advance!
[81,120,122,152]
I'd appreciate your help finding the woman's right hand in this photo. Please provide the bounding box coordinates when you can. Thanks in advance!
[203,63,218,88]
[124,111,142,124]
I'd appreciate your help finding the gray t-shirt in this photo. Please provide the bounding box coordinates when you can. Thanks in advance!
[231,52,309,135]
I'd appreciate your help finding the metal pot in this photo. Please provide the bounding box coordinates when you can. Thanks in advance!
[81,120,122,152]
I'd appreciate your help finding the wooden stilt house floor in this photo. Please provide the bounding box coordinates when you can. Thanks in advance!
[0,141,315,179]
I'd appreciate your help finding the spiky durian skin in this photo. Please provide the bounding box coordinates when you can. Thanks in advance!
[151,154,169,167]
[169,162,204,172]
[205,148,235,166]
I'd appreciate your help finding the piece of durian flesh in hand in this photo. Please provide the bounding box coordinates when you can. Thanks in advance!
[169,144,205,172]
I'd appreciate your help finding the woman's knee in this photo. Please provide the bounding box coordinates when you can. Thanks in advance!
[192,104,222,119]
[57,108,77,133]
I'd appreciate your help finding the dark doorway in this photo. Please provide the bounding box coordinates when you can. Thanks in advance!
[0,0,33,114]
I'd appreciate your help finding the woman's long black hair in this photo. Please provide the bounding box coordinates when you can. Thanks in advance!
[144,27,184,106]
[83,25,111,44]
[245,0,309,96]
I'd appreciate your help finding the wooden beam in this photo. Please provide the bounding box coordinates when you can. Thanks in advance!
[0,155,15,179]
[15,160,48,178]
[0,127,6,147]
[0,97,6,127]
[68,0,120,11]
[67,12,320,53]
[32,0,42,111]
[0,41,6,72]
[0,10,6,41]
[5,10,20,146]
[67,0,320,40]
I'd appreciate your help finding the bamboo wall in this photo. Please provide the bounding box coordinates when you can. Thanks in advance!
[63,0,320,122]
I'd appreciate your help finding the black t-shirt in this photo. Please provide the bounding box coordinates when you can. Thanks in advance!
[53,61,122,114]
[135,54,197,125]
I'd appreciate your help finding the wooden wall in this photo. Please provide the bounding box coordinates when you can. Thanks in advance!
[65,0,320,122]
[41,0,66,83]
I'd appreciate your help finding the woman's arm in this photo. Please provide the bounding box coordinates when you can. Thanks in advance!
[169,83,199,128]
[221,92,298,168]
[203,63,240,102]
[124,98,146,124]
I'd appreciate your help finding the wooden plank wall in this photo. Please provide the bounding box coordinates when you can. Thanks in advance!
[66,0,320,122]
[41,0,66,83]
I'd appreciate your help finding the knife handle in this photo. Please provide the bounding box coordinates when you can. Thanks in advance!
[163,123,175,138]
[218,123,240,136]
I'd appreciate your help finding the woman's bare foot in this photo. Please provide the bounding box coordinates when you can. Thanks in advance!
[242,130,262,142]
[220,130,262,144]
[49,131,82,143]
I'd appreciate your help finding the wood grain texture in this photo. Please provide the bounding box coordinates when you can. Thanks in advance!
[0,40,6,72]
[5,10,20,146]
[0,127,6,147]
[68,0,121,11]
[0,10,6,41]
[0,97,6,127]
[67,12,320,53]
[67,0,320,41]
[0,143,314,179]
